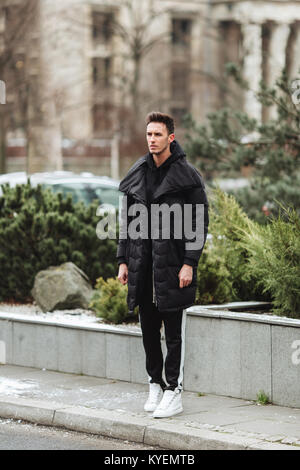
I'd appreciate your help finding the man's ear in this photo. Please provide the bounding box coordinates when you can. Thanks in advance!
[168,133,175,144]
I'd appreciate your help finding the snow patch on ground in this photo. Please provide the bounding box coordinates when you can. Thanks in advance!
[0,302,141,332]
[0,302,95,321]
[0,377,38,395]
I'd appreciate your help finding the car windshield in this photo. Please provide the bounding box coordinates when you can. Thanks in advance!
[43,182,121,207]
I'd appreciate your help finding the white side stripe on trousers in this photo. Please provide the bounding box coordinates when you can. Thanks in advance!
[176,309,186,392]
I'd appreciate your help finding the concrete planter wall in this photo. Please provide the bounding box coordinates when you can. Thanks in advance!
[0,303,300,408]
[185,306,300,408]
[0,314,147,385]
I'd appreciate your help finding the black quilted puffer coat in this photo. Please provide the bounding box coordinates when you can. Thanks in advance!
[117,141,209,314]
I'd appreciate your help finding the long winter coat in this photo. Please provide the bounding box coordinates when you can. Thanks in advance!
[117,141,209,314]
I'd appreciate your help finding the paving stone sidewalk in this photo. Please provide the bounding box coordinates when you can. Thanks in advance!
[0,364,299,450]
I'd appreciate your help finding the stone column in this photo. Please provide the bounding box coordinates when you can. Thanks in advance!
[241,23,263,122]
[190,12,208,123]
[39,0,92,141]
[268,23,290,119]
[27,0,93,173]
[289,22,300,80]
[0,9,4,55]
[27,0,63,173]
[199,0,218,122]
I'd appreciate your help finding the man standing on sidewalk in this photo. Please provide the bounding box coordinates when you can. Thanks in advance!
[117,112,209,418]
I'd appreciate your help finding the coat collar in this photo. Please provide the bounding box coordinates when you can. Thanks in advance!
[119,141,202,203]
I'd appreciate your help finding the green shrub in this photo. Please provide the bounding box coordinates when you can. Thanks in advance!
[199,188,300,317]
[256,390,271,405]
[196,187,269,304]
[236,204,300,318]
[89,277,138,324]
[0,182,118,301]
[196,243,238,305]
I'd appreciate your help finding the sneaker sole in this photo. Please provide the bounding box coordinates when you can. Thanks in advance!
[144,404,159,412]
[152,406,183,419]
[144,394,163,412]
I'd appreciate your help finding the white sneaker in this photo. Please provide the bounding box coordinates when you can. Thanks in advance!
[144,383,164,412]
[152,390,183,418]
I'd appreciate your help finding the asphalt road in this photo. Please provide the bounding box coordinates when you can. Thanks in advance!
[0,418,160,451]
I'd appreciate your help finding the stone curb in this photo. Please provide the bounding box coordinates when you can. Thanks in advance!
[0,397,299,450]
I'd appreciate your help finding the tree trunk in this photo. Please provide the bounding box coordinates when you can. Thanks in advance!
[26,78,63,174]
[111,132,120,180]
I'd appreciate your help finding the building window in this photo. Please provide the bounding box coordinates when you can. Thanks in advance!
[172,18,192,47]
[93,102,113,133]
[171,63,190,99]
[92,11,113,44]
[171,107,188,126]
[92,57,111,87]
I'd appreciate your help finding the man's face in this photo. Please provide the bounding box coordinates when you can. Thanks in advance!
[146,122,174,155]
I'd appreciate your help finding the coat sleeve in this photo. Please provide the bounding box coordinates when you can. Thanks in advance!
[116,193,129,266]
[182,181,209,267]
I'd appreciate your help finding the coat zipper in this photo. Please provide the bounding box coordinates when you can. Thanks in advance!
[152,266,158,307]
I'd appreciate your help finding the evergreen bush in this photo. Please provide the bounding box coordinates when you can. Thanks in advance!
[197,188,300,318]
[235,204,300,318]
[0,182,117,301]
[183,67,300,223]
[196,187,269,305]
[89,277,138,324]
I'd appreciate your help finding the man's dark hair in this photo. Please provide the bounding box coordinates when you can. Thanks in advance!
[146,111,175,135]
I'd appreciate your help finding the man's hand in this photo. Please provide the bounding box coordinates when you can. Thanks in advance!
[118,263,128,285]
[178,264,193,288]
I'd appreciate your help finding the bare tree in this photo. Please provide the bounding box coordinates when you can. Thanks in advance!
[0,0,39,173]
[66,0,171,138]
[112,0,170,118]
[0,0,64,174]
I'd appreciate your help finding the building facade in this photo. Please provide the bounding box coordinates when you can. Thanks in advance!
[1,0,300,173]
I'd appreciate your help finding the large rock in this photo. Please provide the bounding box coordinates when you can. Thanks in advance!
[31,262,94,312]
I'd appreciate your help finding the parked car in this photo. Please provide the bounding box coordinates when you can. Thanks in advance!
[211,177,250,191]
[0,171,121,208]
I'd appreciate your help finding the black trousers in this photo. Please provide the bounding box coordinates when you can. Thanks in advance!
[139,266,186,391]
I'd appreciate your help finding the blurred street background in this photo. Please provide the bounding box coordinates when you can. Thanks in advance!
[0,0,299,315]
[0,0,299,184]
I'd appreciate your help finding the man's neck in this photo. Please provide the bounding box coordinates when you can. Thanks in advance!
[152,148,172,167]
